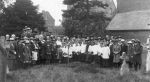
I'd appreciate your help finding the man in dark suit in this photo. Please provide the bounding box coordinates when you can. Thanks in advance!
[133,40,143,71]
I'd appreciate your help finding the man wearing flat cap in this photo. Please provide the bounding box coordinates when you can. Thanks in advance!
[22,26,34,38]
[120,39,128,55]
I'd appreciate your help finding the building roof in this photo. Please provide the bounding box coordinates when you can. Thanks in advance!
[117,0,150,13]
[106,10,150,30]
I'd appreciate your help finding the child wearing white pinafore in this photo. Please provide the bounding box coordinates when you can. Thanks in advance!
[120,52,129,76]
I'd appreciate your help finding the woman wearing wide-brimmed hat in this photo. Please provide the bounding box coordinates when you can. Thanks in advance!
[112,39,122,68]
[127,41,134,68]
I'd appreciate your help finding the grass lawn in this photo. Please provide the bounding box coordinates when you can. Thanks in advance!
[7,62,150,82]
[6,44,150,82]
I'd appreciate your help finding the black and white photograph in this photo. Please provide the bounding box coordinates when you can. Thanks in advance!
[0,0,150,82]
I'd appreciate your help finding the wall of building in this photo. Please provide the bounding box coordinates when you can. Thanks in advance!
[42,11,55,33]
[108,30,150,43]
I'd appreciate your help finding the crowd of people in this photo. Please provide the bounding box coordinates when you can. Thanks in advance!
[3,26,144,71]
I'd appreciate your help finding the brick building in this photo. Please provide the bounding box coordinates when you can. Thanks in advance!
[42,10,56,34]
[106,0,150,43]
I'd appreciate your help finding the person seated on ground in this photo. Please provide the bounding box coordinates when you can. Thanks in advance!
[120,52,129,76]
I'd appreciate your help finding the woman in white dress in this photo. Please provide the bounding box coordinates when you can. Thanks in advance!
[146,36,150,73]
[80,41,86,62]
[101,42,110,67]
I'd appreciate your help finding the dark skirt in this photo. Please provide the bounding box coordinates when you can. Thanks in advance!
[72,52,78,61]
[132,54,142,64]
[45,53,52,60]
[94,55,101,64]
[113,53,121,63]
[102,59,109,67]
[109,53,114,67]
[128,55,134,64]
[80,53,86,62]
[87,55,97,63]
[23,46,32,63]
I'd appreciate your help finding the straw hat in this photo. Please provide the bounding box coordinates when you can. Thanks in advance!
[127,41,132,44]
[25,40,30,43]
[6,34,10,37]
[121,39,125,42]
[9,38,15,41]
[26,27,31,30]
[11,34,15,38]
[23,36,28,40]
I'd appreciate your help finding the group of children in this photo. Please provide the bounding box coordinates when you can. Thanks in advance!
[55,35,143,71]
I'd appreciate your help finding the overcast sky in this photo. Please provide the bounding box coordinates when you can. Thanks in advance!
[32,0,67,26]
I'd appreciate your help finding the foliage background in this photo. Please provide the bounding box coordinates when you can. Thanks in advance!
[0,0,46,35]
[62,0,114,37]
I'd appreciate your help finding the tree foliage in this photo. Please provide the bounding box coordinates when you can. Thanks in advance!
[62,0,111,37]
[0,0,5,10]
[0,0,46,35]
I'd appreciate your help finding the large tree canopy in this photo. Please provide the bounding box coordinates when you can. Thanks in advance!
[0,0,46,35]
[0,0,6,10]
[62,0,112,37]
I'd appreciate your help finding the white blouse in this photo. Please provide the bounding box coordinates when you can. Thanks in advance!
[81,44,86,53]
[101,46,110,59]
